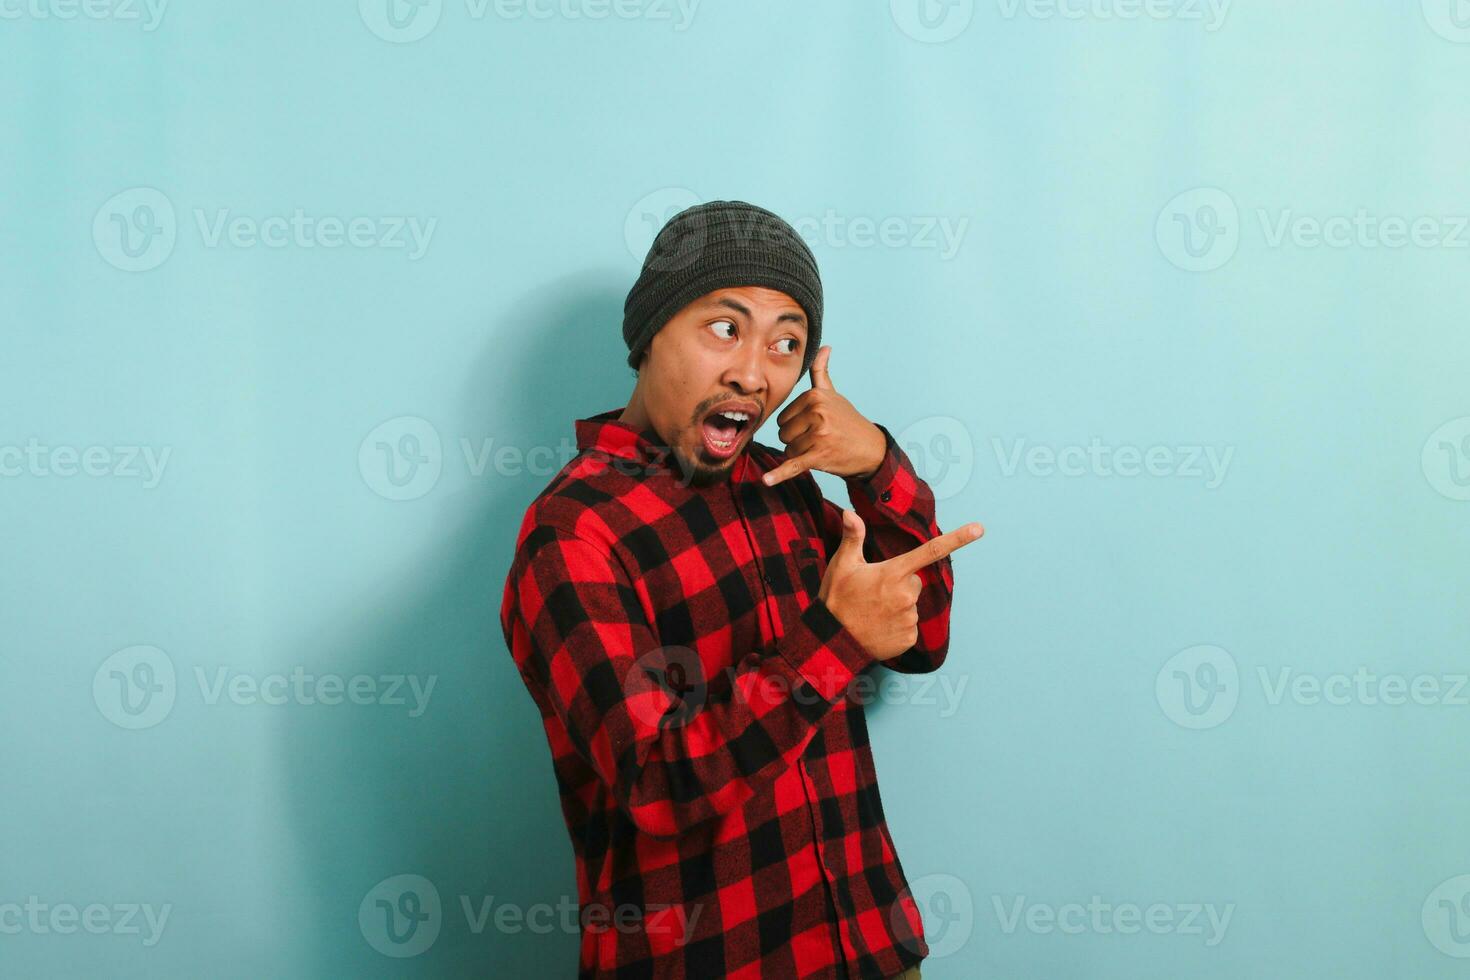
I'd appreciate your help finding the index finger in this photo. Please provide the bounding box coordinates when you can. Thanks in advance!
[880,522,984,577]
[761,454,812,487]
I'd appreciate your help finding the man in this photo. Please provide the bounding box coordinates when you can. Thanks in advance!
[500,200,983,979]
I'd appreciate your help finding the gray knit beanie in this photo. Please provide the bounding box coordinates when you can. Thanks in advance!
[623,200,823,376]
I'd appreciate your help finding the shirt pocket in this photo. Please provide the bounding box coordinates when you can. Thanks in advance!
[784,534,829,606]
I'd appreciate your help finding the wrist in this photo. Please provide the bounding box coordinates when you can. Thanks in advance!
[850,424,887,481]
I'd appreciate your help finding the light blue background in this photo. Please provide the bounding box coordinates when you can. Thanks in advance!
[4,1,1469,976]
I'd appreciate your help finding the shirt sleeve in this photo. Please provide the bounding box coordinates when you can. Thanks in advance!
[505,523,876,840]
[814,421,955,674]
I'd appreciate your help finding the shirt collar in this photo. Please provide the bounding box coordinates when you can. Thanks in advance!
[574,408,759,483]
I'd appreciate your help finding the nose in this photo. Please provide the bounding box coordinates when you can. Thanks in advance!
[721,338,766,399]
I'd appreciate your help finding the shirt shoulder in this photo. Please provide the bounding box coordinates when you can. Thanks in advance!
[512,449,633,561]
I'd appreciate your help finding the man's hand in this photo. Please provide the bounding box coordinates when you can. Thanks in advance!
[818,509,984,661]
[763,346,887,487]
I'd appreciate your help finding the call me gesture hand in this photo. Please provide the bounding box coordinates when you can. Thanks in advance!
[761,344,984,660]
[762,346,890,487]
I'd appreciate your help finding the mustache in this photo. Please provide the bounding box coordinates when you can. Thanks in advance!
[693,398,764,421]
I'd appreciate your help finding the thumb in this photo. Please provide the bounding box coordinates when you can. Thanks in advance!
[809,345,834,390]
[831,508,867,565]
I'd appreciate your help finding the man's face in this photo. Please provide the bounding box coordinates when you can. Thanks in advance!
[635,285,809,488]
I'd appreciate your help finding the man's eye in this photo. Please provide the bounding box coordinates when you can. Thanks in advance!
[775,338,799,354]
[709,320,736,339]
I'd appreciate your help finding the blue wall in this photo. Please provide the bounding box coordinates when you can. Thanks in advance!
[4,1,1469,976]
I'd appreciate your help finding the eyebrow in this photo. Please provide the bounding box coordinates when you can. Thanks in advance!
[712,297,808,330]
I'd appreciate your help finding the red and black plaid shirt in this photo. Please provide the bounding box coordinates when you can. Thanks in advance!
[500,407,956,979]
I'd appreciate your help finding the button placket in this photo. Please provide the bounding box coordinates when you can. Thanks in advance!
[730,480,781,641]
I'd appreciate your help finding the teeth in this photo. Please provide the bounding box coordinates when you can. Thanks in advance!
[716,410,750,422]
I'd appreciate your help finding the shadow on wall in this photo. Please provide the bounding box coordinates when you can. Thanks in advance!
[279,271,633,978]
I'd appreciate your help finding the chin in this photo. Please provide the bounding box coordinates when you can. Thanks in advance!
[673,439,739,488]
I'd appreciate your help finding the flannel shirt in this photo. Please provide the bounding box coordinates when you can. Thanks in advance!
[499,407,956,979]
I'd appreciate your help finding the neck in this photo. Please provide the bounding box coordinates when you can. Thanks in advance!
[619,384,649,431]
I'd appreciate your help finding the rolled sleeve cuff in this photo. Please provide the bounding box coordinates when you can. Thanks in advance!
[846,422,903,509]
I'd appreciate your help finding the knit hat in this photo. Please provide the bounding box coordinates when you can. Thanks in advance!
[623,200,823,376]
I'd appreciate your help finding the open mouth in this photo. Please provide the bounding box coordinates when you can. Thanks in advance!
[699,403,757,460]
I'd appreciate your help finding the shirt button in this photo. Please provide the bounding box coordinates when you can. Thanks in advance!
[880,490,892,503]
